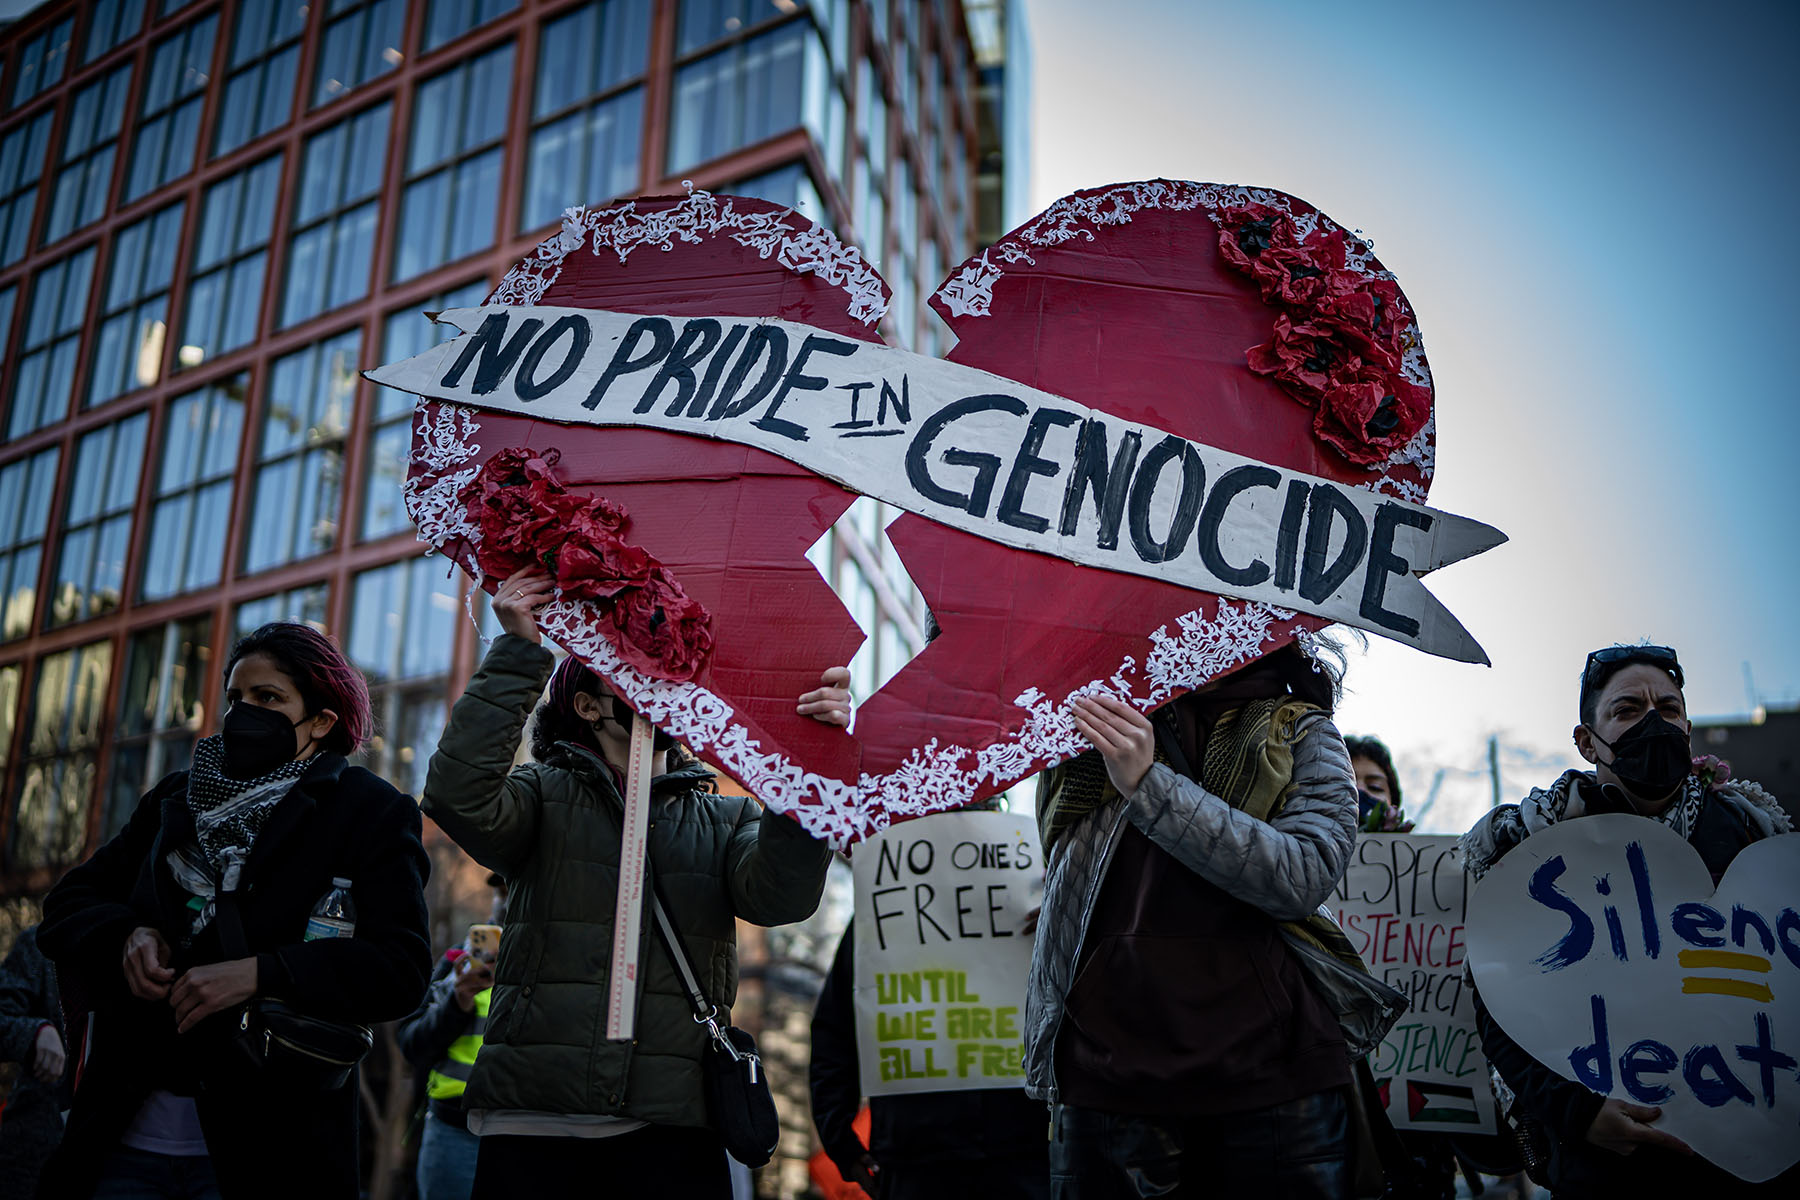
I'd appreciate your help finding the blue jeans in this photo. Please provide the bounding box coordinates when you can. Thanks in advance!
[90,1148,222,1200]
[1049,1090,1350,1199]
[417,1111,481,1200]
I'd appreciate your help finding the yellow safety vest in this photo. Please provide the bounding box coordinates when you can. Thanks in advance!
[426,987,490,1101]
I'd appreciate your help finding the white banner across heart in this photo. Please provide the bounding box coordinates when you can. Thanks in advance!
[365,305,1505,663]
[1466,814,1800,1182]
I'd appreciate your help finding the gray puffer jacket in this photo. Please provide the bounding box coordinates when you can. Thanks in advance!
[1022,709,1358,1103]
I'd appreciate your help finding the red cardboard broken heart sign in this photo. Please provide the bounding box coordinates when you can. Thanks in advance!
[369,182,1503,847]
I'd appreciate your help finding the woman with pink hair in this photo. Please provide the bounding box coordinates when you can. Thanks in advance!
[37,622,431,1199]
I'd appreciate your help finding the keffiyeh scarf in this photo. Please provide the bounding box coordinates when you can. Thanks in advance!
[1457,769,1794,882]
[166,734,308,933]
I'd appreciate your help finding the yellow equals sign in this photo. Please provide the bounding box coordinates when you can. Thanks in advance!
[1678,949,1773,1003]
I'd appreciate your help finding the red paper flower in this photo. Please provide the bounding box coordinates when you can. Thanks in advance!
[458,447,714,681]
[1313,372,1430,466]
[611,567,714,682]
[555,539,653,601]
[1316,275,1409,358]
[1216,203,1300,275]
[1217,203,1424,465]
[1246,314,1395,403]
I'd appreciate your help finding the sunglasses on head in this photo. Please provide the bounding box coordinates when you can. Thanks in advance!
[1582,645,1684,701]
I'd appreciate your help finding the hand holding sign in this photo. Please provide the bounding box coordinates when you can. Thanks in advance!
[1466,814,1800,1181]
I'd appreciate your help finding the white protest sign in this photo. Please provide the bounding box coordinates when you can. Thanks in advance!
[366,306,1506,664]
[850,810,1042,1096]
[1466,814,1800,1182]
[1333,834,1496,1133]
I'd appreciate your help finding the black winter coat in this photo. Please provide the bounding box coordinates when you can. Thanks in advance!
[0,927,68,1195]
[36,753,431,1200]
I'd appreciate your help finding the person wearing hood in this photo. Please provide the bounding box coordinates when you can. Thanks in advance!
[1459,643,1793,1198]
[421,568,849,1198]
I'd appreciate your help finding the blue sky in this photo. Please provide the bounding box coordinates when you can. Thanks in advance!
[1022,0,1800,829]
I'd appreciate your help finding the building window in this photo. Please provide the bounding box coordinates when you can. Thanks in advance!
[10,639,110,871]
[123,14,216,202]
[0,284,13,361]
[49,412,149,628]
[866,0,888,45]
[214,2,306,156]
[314,0,405,108]
[141,377,245,602]
[0,448,60,642]
[44,64,132,245]
[11,17,75,108]
[160,0,203,16]
[814,0,849,70]
[888,153,915,347]
[522,0,650,232]
[179,155,280,370]
[234,583,329,638]
[0,110,54,268]
[853,52,887,269]
[0,664,19,780]
[90,200,183,407]
[243,331,358,574]
[84,0,148,65]
[919,229,941,356]
[393,45,511,282]
[840,555,878,700]
[677,0,800,54]
[369,279,488,539]
[892,7,917,124]
[425,0,519,52]
[668,19,814,175]
[105,614,209,837]
[348,555,460,796]
[8,246,96,439]
[732,161,827,228]
[282,102,388,327]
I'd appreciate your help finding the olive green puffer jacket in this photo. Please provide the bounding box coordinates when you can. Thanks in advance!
[421,634,832,1128]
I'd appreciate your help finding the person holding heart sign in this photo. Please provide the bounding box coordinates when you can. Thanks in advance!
[421,567,851,1198]
[1460,643,1794,1197]
[1025,641,1386,1199]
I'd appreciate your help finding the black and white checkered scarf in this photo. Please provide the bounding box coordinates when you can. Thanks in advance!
[165,734,308,934]
[1457,769,1792,882]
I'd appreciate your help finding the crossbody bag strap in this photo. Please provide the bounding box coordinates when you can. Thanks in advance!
[646,879,747,1062]
[647,879,711,1021]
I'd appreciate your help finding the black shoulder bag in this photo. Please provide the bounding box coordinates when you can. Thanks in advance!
[209,889,374,1092]
[648,881,780,1168]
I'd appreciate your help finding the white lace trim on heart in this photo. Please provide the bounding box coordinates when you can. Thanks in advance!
[541,588,1302,848]
[490,185,889,326]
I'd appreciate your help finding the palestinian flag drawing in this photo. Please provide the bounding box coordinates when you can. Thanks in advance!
[1406,1081,1482,1125]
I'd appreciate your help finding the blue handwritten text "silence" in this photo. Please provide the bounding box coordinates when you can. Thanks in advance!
[1526,841,1800,972]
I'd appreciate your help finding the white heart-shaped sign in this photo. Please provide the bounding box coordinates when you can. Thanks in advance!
[1466,813,1800,1182]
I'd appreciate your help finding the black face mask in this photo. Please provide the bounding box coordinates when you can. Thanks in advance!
[1589,710,1692,802]
[221,702,310,780]
[595,700,675,754]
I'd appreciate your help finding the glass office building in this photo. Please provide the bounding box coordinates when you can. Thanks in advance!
[0,0,1007,905]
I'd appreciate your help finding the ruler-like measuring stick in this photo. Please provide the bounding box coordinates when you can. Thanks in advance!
[605,713,656,1040]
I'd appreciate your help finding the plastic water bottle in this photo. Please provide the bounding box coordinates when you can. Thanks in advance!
[304,877,356,941]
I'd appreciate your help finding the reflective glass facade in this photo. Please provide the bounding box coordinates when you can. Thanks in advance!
[0,0,993,901]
